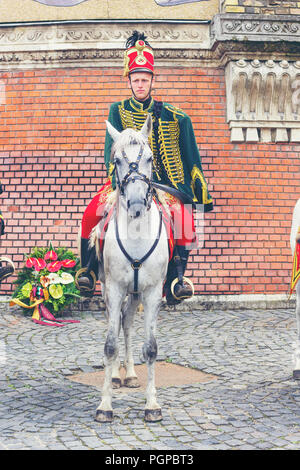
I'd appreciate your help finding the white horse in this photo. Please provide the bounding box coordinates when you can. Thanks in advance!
[92,115,169,422]
[290,198,300,379]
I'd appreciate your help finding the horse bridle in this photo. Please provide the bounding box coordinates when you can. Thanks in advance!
[112,145,153,210]
[112,144,163,299]
[115,205,163,300]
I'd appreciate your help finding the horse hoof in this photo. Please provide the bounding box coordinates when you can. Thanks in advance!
[144,408,162,422]
[95,409,113,423]
[112,377,122,389]
[124,377,140,388]
[293,369,300,380]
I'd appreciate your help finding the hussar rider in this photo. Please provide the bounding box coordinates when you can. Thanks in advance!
[77,31,213,305]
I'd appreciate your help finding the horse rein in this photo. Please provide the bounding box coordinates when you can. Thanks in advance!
[115,204,163,300]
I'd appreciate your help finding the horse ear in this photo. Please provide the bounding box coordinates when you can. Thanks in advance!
[106,120,121,142]
[140,114,152,139]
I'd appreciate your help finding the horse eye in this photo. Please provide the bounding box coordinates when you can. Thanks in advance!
[147,156,153,163]
[114,157,121,165]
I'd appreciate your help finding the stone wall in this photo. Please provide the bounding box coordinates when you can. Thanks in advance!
[0,62,298,298]
[0,0,218,22]
[221,0,300,15]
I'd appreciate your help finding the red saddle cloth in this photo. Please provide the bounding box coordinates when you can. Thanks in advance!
[82,179,196,249]
[98,198,174,261]
[290,242,300,295]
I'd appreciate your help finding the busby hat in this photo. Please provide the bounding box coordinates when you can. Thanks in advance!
[123,31,154,77]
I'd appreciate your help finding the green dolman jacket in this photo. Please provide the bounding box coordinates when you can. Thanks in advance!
[104,96,213,213]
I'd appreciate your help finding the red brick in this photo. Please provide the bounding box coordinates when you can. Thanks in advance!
[0,66,299,294]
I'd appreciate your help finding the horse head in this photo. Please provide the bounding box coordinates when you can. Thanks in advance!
[106,114,153,219]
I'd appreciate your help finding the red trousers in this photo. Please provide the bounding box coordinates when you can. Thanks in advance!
[81,180,197,248]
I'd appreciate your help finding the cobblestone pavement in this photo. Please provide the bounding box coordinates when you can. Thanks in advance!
[1,300,300,450]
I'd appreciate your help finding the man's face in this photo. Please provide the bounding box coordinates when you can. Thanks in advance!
[128,72,154,101]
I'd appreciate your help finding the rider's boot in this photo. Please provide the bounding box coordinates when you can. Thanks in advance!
[165,246,194,306]
[0,257,15,284]
[75,238,98,297]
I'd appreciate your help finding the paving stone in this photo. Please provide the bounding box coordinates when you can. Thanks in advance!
[0,306,300,449]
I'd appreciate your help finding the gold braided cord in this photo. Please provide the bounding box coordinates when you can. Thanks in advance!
[118,105,158,169]
[191,165,212,205]
[158,117,184,188]
[97,181,114,204]
[118,103,184,188]
[123,53,130,77]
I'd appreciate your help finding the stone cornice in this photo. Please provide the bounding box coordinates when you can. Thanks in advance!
[0,22,211,50]
[1,16,300,70]
[210,13,300,67]
[211,14,300,45]
[0,21,216,70]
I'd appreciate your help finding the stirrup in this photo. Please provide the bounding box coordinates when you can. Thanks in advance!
[0,257,15,281]
[170,276,194,301]
[75,267,97,294]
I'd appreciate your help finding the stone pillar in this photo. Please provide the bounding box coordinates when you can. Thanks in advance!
[226,58,300,142]
[212,1,300,141]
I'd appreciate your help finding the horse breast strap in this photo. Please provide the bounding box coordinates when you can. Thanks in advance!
[115,206,163,300]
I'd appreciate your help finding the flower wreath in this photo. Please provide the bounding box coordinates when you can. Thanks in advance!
[10,244,81,326]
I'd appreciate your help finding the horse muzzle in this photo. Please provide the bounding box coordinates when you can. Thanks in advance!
[127,200,147,219]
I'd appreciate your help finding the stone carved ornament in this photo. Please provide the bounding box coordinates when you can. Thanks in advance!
[226,59,300,142]
[211,13,300,43]
[0,24,207,46]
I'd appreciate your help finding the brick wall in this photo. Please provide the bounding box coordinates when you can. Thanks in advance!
[222,0,300,15]
[0,66,299,297]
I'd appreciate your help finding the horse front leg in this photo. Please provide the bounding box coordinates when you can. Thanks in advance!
[142,286,163,422]
[111,319,122,389]
[293,283,300,379]
[122,294,140,388]
[95,283,124,423]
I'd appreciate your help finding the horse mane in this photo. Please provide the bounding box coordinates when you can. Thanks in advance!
[88,190,118,258]
[89,225,101,260]
[110,128,148,159]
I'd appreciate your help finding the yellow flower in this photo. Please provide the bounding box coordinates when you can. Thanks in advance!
[21,282,33,298]
[49,284,63,299]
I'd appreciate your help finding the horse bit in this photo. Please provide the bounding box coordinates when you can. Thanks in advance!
[112,145,163,299]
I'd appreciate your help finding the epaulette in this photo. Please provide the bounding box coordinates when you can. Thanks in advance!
[164,104,185,117]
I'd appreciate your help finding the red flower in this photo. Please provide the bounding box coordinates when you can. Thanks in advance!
[33,258,47,271]
[26,257,37,268]
[44,250,58,261]
[61,259,76,268]
[47,261,62,272]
